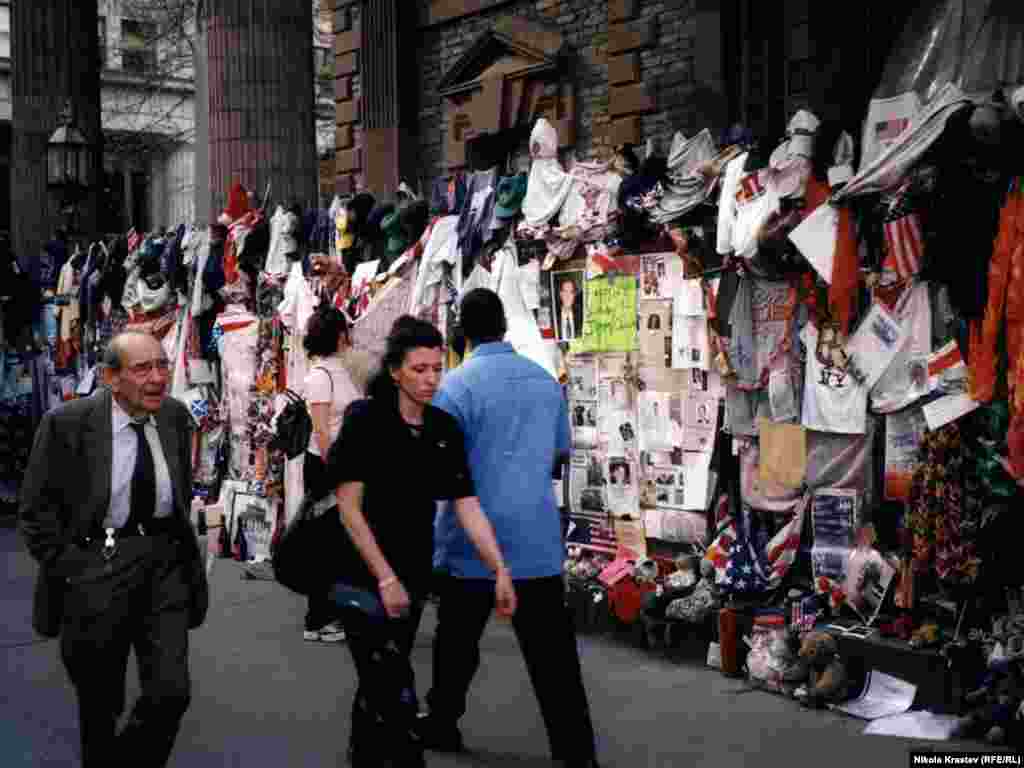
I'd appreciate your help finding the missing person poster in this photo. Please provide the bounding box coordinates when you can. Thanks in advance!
[640,252,683,300]
[551,269,585,342]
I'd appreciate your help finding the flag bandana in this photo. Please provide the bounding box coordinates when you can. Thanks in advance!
[705,494,808,595]
[882,184,924,279]
[875,118,910,143]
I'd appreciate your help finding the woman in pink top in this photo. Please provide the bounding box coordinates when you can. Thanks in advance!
[301,305,361,642]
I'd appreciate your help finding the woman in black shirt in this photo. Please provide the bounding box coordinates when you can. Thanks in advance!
[326,315,515,768]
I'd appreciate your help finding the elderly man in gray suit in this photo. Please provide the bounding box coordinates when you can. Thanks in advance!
[19,330,208,768]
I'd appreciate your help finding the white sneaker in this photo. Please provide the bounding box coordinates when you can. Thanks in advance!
[304,622,346,643]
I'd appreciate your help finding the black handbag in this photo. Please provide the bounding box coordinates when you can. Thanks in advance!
[270,389,313,459]
[272,499,349,596]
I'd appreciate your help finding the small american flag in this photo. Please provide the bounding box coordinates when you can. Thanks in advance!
[875,118,910,143]
[882,189,924,279]
[569,513,618,554]
[127,228,140,252]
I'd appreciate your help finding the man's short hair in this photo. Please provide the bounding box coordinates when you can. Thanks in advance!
[460,288,507,346]
[103,331,157,371]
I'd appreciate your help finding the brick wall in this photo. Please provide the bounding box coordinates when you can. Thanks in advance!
[340,0,721,196]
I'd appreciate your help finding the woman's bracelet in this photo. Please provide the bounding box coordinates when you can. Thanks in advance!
[378,576,398,589]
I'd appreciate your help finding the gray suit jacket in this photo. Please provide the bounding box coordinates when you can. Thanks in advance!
[19,388,209,636]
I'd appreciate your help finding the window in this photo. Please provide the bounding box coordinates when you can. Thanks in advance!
[98,16,107,69]
[121,19,157,74]
[0,5,10,60]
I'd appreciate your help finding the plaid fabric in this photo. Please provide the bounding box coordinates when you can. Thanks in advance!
[127,228,141,253]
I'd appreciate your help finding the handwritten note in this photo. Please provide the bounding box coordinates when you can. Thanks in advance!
[572,276,638,354]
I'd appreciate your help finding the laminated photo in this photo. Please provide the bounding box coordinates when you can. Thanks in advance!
[639,392,672,451]
[640,252,682,300]
[568,358,598,401]
[551,269,585,342]
[598,376,637,456]
[535,271,555,339]
[639,300,673,370]
[606,456,640,520]
[570,401,598,448]
[683,392,718,452]
[672,316,710,370]
[570,450,607,517]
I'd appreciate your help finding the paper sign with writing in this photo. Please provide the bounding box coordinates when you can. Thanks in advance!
[572,276,638,353]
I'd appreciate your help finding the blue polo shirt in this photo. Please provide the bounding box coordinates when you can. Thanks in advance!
[432,342,570,580]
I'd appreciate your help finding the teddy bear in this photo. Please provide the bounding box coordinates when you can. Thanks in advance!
[791,631,849,709]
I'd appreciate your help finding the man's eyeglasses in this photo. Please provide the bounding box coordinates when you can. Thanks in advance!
[126,359,171,377]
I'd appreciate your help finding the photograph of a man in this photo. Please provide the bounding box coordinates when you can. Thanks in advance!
[552,270,584,342]
[609,459,632,486]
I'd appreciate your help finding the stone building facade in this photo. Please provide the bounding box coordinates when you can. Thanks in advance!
[332,0,917,199]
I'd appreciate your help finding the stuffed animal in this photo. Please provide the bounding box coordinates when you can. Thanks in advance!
[796,631,849,709]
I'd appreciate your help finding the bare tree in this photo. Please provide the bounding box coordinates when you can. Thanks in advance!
[101,0,199,159]
[102,0,333,165]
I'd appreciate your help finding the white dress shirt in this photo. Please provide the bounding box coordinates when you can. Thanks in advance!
[106,398,175,528]
[562,309,575,339]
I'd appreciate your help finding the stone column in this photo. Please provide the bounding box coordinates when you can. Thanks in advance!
[333,0,416,199]
[204,0,318,217]
[11,0,101,259]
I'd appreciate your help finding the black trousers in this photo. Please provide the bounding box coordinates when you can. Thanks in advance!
[426,575,596,761]
[304,451,340,631]
[336,591,425,763]
[58,534,192,768]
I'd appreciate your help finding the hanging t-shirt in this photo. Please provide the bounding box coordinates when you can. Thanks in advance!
[870,281,933,414]
[731,169,781,259]
[304,358,361,457]
[801,322,868,435]
[716,152,748,255]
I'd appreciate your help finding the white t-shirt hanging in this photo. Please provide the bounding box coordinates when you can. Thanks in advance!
[870,282,933,414]
[731,169,781,259]
[801,323,868,435]
[716,153,748,255]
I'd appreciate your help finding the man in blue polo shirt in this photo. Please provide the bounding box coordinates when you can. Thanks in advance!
[418,288,599,768]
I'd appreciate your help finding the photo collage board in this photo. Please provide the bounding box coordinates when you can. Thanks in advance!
[562,250,725,556]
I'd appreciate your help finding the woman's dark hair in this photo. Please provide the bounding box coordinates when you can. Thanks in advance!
[367,315,444,401]
[303,306,349,358]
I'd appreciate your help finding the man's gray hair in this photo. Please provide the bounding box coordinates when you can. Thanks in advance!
[102,331,159,371]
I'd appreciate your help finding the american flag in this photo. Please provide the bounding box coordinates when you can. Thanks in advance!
[705,496,806,590]
[568,513,618,554]
[882,190,924,279]
[127,228,140,252]
[875,118,910,143]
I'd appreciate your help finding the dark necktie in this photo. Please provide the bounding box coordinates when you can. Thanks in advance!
[128,421,156,529]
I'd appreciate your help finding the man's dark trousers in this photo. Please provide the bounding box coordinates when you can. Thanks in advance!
[59,534,192,768]
[426,575,596,761]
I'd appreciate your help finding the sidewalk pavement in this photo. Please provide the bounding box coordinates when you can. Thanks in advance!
[0,525,997,767]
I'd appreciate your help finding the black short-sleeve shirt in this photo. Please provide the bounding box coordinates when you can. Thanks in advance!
[326,398,475,592]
